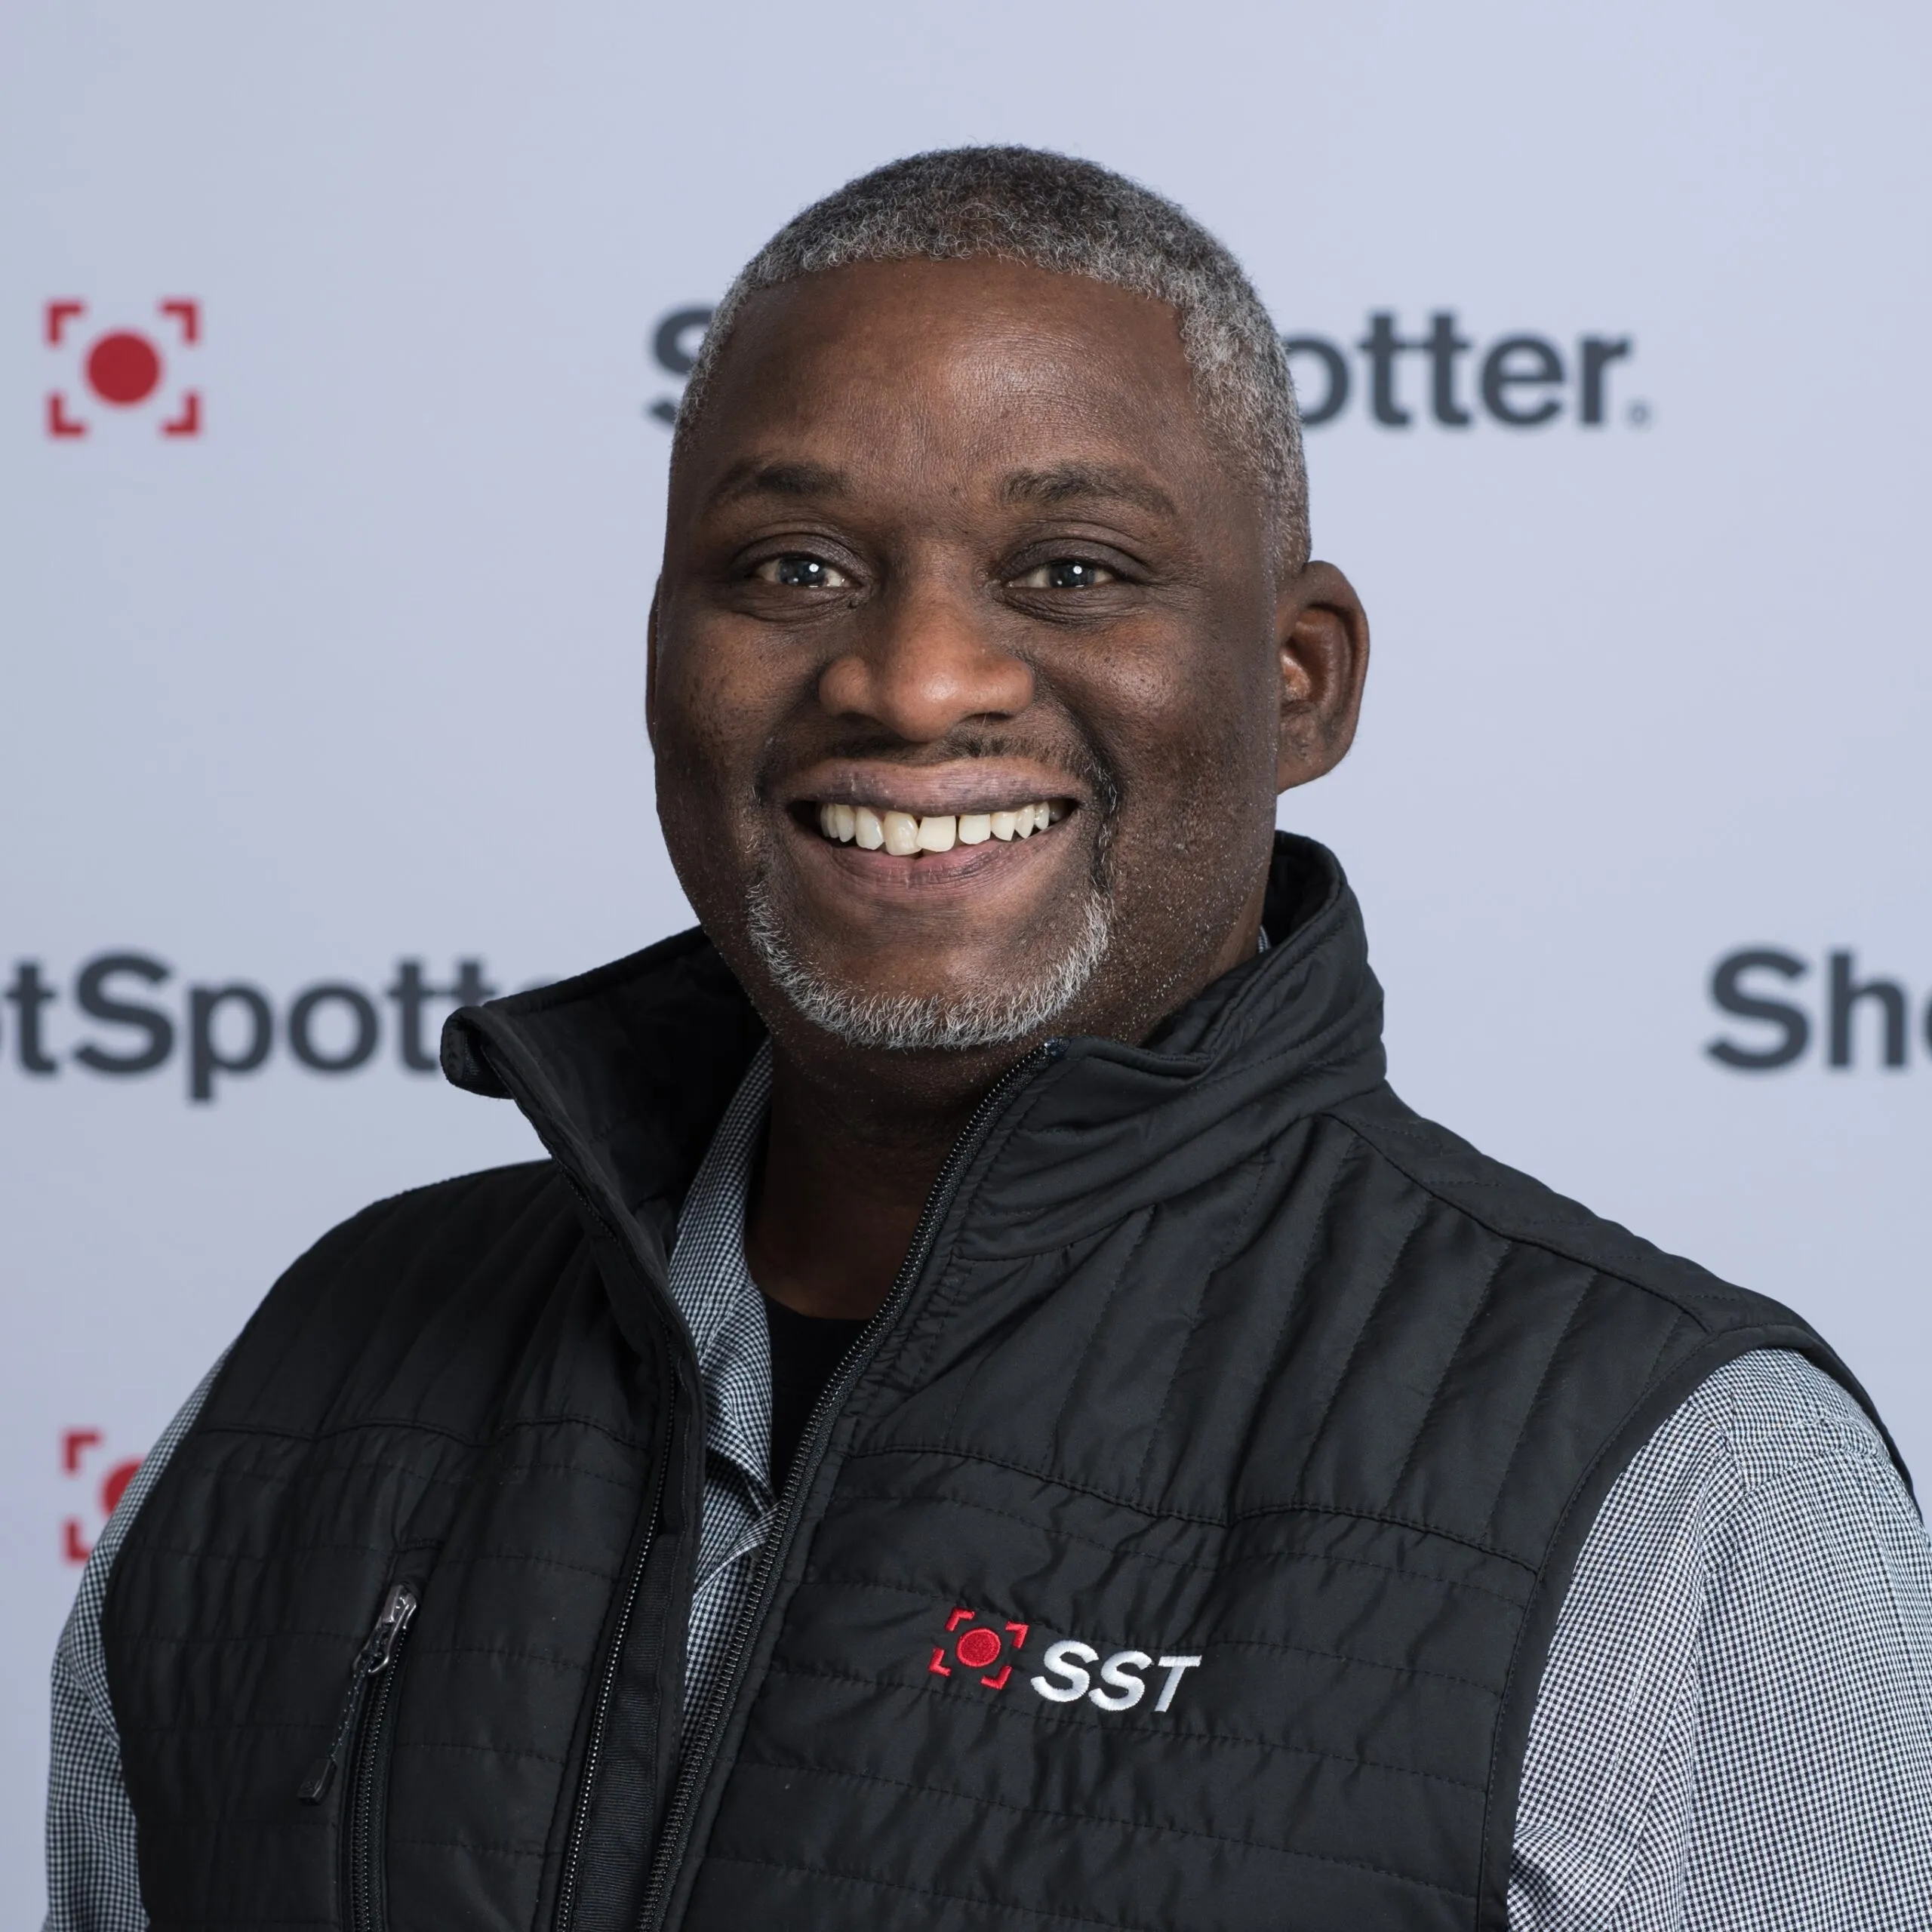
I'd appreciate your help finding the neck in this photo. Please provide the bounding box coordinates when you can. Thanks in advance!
[743,1037,1017,1320]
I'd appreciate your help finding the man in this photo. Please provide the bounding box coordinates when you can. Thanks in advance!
[48,148,1932,1932]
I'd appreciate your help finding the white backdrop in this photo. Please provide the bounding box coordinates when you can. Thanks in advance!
[5,0,1930,1913]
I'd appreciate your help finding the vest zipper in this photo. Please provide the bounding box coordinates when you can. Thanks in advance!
[297,1580,420,1932]
[552,1394,673,1932]
[297,1580,420,1806]
[634,1041,1058,1932]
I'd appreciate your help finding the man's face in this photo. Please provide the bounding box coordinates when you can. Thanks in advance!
[650,257,1360,1063]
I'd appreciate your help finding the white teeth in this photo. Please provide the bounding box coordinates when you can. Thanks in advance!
[817,800,1062,851]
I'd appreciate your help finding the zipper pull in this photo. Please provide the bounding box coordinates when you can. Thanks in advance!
[358,1581,420,1676]
[297,1580,420,1804]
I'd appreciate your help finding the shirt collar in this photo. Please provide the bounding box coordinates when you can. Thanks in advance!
[666,1041,774,1494]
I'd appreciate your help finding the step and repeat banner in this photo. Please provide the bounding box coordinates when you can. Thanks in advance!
[3,0,1928,1910]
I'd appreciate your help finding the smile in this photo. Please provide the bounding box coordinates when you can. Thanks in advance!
[814,799,1070,856]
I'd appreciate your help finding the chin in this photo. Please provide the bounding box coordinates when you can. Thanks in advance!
[745,882,1111,1054]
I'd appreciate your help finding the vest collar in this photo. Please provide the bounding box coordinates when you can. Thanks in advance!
[441,833,1387,1266]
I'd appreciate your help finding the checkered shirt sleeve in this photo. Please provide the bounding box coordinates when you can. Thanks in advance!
[44,1353,227,1932]
[1509,1347,1932,1927]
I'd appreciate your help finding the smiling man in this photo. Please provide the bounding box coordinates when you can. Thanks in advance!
[48,149,1932,1932]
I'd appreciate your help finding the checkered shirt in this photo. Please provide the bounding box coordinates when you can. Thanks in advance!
[663,1045,780,1749]
[45,1049,1932,1927]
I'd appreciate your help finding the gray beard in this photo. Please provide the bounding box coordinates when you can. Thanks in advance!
[744,875,1112,1051]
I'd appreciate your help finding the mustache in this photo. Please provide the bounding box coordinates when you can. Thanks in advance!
[756,727,1124,823]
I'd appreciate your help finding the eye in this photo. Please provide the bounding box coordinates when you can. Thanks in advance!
[754,554,850,589]
[1014,558,1118,590]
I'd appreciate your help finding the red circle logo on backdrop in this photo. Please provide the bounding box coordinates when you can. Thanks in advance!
[45,300,202,440]
[85,330,164,405]
[100,1456,141,1518]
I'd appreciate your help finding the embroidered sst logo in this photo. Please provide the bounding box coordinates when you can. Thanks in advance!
[929,1605,1030,1690]
[1030,1641,1203,1713]
[926,1605,1206,1714]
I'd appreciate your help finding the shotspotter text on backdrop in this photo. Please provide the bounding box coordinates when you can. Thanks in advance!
[1,946,1927,1102]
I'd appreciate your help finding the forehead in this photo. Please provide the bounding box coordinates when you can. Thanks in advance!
[676,257,1233,512]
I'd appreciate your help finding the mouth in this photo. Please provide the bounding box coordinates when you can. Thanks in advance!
[808,796,1072,856]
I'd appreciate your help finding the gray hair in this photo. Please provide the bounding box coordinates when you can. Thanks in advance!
[673,146,1309,568]
[745,869,1112,1051]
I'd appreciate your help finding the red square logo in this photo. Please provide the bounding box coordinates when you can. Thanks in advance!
[45,298,202,439]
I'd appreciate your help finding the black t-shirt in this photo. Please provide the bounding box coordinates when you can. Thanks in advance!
[761,1294,869,1493]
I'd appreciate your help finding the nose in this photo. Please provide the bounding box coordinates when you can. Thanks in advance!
[817,575,1034,742]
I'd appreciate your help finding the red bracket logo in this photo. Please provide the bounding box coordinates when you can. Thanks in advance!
[928,1604,1031,1691]
[45,298,202,439]
[60,1429,143,1564]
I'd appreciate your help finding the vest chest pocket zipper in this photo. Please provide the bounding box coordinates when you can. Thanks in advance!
[297,1580,421,1932]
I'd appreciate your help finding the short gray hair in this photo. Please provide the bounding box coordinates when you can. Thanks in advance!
[674,146,1309,568]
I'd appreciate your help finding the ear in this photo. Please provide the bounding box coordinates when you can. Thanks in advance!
[1275,561,1370,792]
[645,580,663,749]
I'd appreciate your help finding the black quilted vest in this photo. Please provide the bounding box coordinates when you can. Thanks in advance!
[102,838,1886,1932]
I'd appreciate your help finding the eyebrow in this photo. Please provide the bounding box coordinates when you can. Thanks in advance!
[1001,465,1179,521]
[706,458,854,510]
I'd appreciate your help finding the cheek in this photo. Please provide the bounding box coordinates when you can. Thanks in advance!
[1076,624,1281,817]
[654,620,782,794]
[651,626,792,899]
[1062,628,1281,969]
